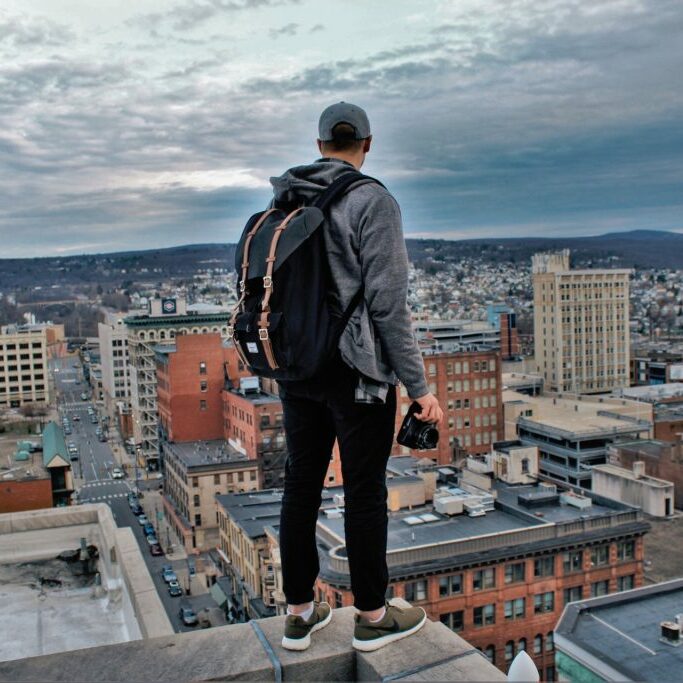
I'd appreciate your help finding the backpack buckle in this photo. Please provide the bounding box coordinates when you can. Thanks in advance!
[239,280,245,292]
[258,328,269,340]
[227,325,234,337]
[263,275,272,289]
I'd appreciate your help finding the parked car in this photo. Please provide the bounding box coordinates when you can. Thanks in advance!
[72,414,80,421]
[150,543,163,556]
[131,504,144,516]
[63,426,72,435]
[90,416,98,424]
[137,514,148,526]
[168,582,183,598]
[98,433,107,442]
[179,606,198,626]
[111,467,124,479]
[146,535,159,546]
[162,566,177,583]
[143,522,155,535]
[80,392,88,401]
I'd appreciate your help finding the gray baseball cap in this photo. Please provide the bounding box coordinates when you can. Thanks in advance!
[318,101,371,141]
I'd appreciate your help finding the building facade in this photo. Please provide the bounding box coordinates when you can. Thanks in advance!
[0,324,49,407]
[98,312,132,418]
[532,250,630,394]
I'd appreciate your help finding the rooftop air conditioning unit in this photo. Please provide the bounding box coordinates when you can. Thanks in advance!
[323,508,343,519]
[333,493,345,507]
[239,376,260,394]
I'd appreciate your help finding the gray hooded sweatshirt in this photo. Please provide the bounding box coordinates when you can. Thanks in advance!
[270,157,429,400]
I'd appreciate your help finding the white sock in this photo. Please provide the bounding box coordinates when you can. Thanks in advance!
[288,601,314,621]
[368,606,386,623]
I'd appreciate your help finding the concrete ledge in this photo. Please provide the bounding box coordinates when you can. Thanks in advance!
[356,599,506,682]
[0,601,505,682]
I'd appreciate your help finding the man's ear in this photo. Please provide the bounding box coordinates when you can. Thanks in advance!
[363,136,372,153]
[317,139,324,154]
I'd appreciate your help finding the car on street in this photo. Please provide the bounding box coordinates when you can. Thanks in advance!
[111,467,124,479]
[128,495,139,508]
[80,392,88,401]
[150,543,163,556]
[98,433,107,442]
[168,582,183,598]
[162,566,177,583]
[90,416,98,424]
[63,425,72,435]
[146,535,159,546]
[72,414,80,421]
[137,514,148,526]
[131,504,144,516]
[179,606,198,626]
[143,522,155,535]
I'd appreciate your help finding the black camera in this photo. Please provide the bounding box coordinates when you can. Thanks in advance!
[396,401,439,450]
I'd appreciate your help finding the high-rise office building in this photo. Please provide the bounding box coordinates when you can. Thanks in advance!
[0,324,49,407]
[532,250,630,394]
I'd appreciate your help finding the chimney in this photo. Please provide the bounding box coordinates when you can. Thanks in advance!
[633,461,646,479]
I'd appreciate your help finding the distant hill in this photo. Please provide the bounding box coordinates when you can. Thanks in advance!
[1,230,681,291]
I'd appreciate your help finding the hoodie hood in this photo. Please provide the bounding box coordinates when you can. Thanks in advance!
[270,158,356,205]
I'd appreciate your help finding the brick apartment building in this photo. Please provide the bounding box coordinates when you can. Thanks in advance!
[393,348,504,465]
[215,450,648,681]
[156,333,228,443]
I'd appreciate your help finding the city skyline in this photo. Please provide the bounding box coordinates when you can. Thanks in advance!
[1,0,682,257]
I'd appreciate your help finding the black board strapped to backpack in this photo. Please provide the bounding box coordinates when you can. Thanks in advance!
[228,171,383,381]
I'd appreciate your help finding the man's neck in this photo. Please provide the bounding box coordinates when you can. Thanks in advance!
[321,152,362,170]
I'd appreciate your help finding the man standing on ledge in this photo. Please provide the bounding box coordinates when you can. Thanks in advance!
[272,102,443,652]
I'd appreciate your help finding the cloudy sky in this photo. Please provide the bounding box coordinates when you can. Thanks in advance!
[1,0,681,257]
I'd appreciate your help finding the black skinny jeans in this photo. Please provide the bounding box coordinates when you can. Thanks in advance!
[277,349,397,611]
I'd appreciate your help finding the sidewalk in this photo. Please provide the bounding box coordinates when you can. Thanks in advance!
[139,487,188,562]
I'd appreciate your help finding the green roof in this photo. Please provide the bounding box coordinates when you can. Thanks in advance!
[42,421,70,468]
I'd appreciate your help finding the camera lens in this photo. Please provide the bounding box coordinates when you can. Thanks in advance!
[417,424,439,450]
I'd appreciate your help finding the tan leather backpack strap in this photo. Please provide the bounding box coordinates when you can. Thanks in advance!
[257,208,304,370]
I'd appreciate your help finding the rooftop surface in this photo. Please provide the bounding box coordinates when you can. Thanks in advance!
[163,439,251,470]
[555,578,683,681]
[609,439,677,456]
[225,387,281,404]
[615,383,683,402]
[592,463,674,488]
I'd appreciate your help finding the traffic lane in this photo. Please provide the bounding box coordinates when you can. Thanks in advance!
[111,496,194,633]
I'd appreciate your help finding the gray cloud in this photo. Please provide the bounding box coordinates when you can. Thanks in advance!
[1,0,682,256]
[269,22,299,39]
[309,23,324,33]
[0,12,73,48]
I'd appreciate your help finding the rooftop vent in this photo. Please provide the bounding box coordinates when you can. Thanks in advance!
[403,516,425,526]
[239,376,260,394]
[660,620,681,646]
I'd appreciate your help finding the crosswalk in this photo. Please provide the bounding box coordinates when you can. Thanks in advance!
[61,402,91,410]
[80,492,129,502]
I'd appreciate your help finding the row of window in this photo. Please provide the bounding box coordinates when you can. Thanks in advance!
[0,341,43,351]
[426,359,497,376]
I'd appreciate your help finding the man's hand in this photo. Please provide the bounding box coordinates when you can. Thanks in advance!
[412,392,444,425]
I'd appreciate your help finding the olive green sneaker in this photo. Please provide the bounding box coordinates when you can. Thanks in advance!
[352,601,427,652]
[281,601,332,651]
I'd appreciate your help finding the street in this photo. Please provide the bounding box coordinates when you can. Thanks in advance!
[50,355,217,633]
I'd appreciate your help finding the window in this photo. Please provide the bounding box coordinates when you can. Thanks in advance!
[534,556,554,577]
[546,666,556,682]
[439,610,464,632]
[504,598,525,620]
[214,474,220,485]
[564,585,583,605]
[534,592,554,614]
[473,568,496,591]
[545,631,554,652]
[199,399,207,411]
[439,573,462,597]
[505,640,514,661]
[200,381,208,392]
[505,562,525,584]
[334,591,342,608]
[617,540,635,561]
[192,477,199,488]
[516,638,526,655]
[193,494,200,507]
[534,634,543,655]
[199,361,207,374]
[484,645,495,664]
[563,550,583,574]
[590,545,609,567]
[473,604,495,627]
[194,514,202,527]
[590,580,609,597]
[617,575,634,592]
[404,580,428,602]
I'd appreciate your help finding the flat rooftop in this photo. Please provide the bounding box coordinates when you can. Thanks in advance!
[225,388,280,405]
[610,439,676,457]
[163,439,251,469]
[592,463,673,488]
[556,578,683,681]
[615,383,683,403]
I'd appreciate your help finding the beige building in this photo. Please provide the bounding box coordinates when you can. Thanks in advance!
[0,324,49,407]
[532,250,630,394]
[592,462,674,517]
[162,439,259,552]
[504,389,652,488]
[98,312,132,416]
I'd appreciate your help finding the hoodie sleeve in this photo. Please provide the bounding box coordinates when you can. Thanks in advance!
[358,190,429,399]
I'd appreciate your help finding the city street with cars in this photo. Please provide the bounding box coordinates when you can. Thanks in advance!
[51,355,219,632]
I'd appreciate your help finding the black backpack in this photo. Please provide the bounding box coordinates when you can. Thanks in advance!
[229,171,381,381]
